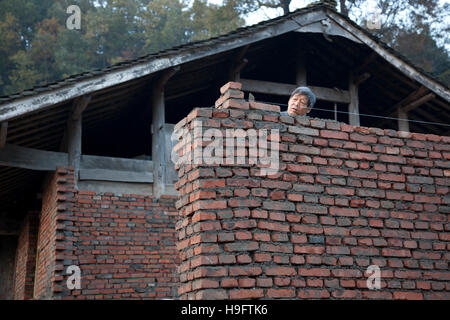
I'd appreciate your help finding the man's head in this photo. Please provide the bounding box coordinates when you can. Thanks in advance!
[287,87,316,116]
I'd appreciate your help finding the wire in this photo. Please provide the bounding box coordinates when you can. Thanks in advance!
[254,100,450,128]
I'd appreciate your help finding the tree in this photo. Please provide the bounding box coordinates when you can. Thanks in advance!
[188,0,245,41]
[139,0,191,54]
[232,0,449,85]
[392,27,450,85]
[0,13,22,94]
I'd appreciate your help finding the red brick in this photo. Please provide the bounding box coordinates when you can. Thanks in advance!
[220,81,242,94]
[265,267,296,276]
[267,289,296,298]
[238,278,256,287]
[249,101,280,112]
[298,268,330,277]
[321,130,349,140]
[393,292,423,300]
[297,289,330,299]
[229,289,264,299]
[329,207,359,217]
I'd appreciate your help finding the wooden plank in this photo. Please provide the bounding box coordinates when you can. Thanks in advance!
[79,168,153,183]
[348,73,360,126]
[80,154,153,172]
[402,93,436,113]
[0,144,68,171]
[0,143,155,181]
[241,78,350,103]
[0,122,8,148]
[389,87,429,115]
[377,88,436,129]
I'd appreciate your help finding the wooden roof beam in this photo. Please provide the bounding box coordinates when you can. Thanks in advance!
[354,72,371,86]
[353,52,377,75]
[0,143,154,176]
[402,93,436,113]
[240,78,350,103]
[383,86,429,118]
[376,88,435,131]
[327,12,450,101]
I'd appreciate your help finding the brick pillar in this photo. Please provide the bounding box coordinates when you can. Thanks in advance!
[174,82,450,300]
[174,82,282,299]
[13,211,39,300]
[34,167,76,299]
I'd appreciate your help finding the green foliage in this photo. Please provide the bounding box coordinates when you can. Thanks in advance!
[188,0,245,41]
[0,0,244,96]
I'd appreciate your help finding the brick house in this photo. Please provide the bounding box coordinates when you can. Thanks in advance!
[0,3,448,300]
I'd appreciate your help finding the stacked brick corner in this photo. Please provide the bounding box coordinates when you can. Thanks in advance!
[173,82,450,300]
[31,166,180,300]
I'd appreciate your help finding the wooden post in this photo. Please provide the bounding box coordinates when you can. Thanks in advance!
[152,67,179,198]
[67,95,91,183]
[348,73,360,126]
[397,108,409,132]
[229,45,249,82]
[0,122,8,149]
[296,52,307,86]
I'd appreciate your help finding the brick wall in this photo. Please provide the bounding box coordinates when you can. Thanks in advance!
[13,211,39,300]
[34,167,179,299]
[34,170,62,299]
[173,82,450,300]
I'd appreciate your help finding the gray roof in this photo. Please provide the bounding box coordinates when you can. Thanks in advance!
[0,3,448,116]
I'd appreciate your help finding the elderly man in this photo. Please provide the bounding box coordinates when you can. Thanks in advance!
[281,87,316,116]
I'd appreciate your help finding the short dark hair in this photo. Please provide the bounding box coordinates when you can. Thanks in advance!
[290,87,316,108]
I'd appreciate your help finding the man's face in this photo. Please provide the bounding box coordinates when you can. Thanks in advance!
[287,94,311,116]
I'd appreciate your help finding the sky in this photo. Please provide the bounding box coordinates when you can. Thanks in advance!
[207,0,450,51]
[207,0,381,25]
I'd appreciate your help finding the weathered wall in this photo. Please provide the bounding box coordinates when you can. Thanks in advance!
[0,235,17,299]
[34,170,61,299]
[173,82,450,300]
[13,211,39,300]
[34,167,179,299]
